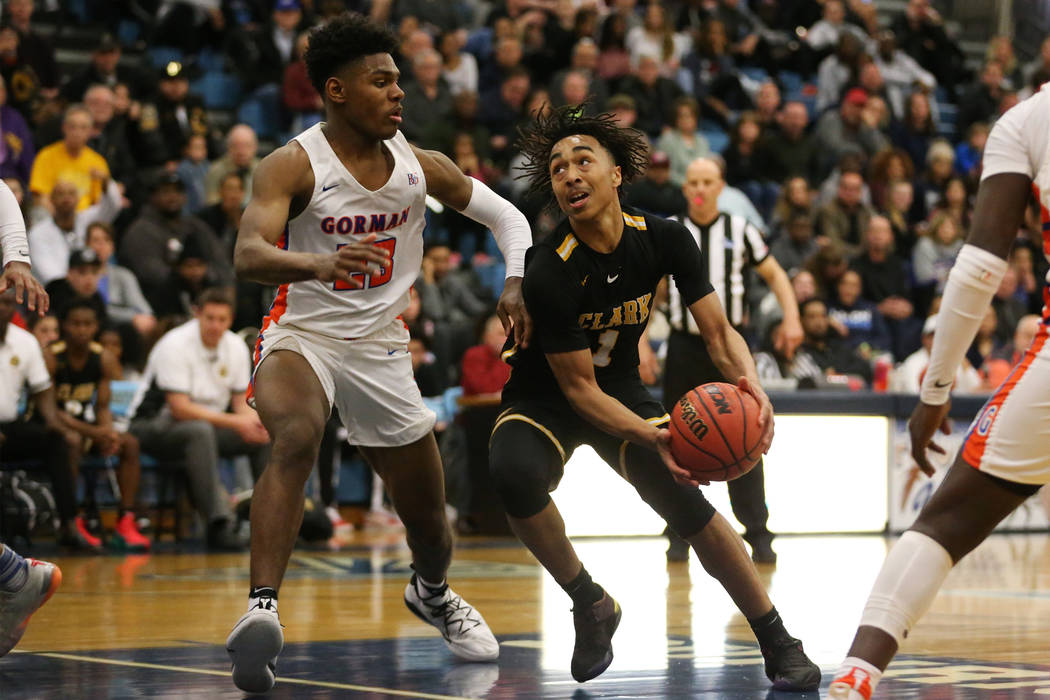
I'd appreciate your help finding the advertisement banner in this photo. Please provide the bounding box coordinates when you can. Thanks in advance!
[888,417,1049,532]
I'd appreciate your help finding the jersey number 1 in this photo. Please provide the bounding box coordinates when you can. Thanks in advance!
[592,329,619,367]
[334,238,396,291]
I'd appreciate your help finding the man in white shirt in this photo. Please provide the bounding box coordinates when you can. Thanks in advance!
[128,288,270,550]
[29,174,122,284]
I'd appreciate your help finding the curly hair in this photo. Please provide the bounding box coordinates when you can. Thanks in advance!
[304,12,398,96]
[516,103,650,211]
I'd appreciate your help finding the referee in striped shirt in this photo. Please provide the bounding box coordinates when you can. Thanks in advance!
[659,157,803,564]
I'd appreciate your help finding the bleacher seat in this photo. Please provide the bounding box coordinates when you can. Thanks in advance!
[702,128,729,155]
[237,84,284,142]
[147,46,184,69]
[192,71,243,111]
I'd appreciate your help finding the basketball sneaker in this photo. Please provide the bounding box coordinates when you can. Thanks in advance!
[403,574,499,661]
[828,666,876,699]
[0,559,61,657]
[74,515,104,550]
[111,512,151,552]
[760,636,821,691]
[226,597,283,694]
[570,591,621,682]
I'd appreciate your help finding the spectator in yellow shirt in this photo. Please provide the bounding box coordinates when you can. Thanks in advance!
[29,104,110,212]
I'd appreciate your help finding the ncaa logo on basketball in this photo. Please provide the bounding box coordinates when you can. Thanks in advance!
[676,396,709,440]
[407,172,419,186]
[702,384,732,415]
[976,405,998,436]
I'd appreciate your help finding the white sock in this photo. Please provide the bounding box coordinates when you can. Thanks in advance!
[832,657,882,698]
[858,530,953,645]
[416,575,446,596]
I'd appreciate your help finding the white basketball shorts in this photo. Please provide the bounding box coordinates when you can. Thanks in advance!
[960,323,1050,483]
[249,317,435,447]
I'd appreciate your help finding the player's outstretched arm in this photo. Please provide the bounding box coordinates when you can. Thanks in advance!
[754,256,803,359]
[0,180,46,313]
[688,293,774,455]
[413,145,533,347]
[234,144,391,287]
[545,348,701,487]
[909,171,1031,475]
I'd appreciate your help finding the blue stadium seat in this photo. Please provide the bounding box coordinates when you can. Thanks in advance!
[937,103,957,139]
[237,85,283,141]
[740,67,769,84]
[147,47,184,69]
[192,71,243,111]
[474,262,506,298]
[779,71,803,96]
[702,128,729,155]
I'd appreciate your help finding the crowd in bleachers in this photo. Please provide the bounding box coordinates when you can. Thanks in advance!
[0,0,1046,546]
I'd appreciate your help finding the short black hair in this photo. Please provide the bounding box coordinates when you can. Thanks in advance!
[196,287,235,310]
[304,12,399,96]
[60,298,100,323]
[516,102,650,211]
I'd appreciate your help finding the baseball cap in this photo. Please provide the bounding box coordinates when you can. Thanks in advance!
[151,171,185,192]
[274,0,301,10]
[69,249,101,269]
[843,87,869,107]
[922,314,938,335]
[649,151,670,167]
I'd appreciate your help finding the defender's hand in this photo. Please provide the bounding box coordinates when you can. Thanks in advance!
[737,376,774,455]
[775,317,804,360]
[908,399,952,477]
[497,276,532,349]
[0,261,48,313]
[314,233,392,288]
[653,429,707,487]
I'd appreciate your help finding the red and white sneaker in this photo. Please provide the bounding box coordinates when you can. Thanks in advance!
[829,666,876,700]
[112,512,151,551]
[0,559,61,657]
[74,516,103,550]
[324,506,352,537]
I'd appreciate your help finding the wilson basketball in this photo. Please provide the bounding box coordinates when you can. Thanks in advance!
[669,382,763,481]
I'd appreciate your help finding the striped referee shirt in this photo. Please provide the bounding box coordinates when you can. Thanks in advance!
[668,212,769,333]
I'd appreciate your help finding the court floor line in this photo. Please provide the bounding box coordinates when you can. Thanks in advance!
[18,650,473,700]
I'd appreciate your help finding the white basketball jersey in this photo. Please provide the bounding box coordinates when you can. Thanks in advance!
[262,124,427,339]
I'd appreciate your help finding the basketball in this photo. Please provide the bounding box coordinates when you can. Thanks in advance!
[669,382,764,481]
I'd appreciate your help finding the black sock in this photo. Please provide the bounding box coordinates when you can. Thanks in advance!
[561,567,603,609]
[749,606,790,648]
[250,586,278,600]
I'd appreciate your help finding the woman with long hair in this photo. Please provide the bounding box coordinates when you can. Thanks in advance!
[655,96,710,186]
[625,1,690,76]
[889,90,936,169]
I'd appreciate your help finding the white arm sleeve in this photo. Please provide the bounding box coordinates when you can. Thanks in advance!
[0,181,30,267]
[459,178,530,278]
[919,244,1008,404]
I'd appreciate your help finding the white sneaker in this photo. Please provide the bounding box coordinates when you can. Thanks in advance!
[403,575,499,662]
[0,559,61,657]
[226,598,283,694]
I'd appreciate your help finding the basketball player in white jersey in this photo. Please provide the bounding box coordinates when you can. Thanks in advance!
[830,86,1050,699]
[0,179,62,658]
[225,14,533,694]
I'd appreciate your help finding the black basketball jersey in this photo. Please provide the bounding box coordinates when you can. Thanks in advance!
[502,207,714,403]
[50,341,103,423]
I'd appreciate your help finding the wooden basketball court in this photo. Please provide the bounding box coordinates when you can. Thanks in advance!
[4,530,1050,698]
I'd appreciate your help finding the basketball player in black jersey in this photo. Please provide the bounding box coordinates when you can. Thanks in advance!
[46,300,150,551]
[487,106,820,689]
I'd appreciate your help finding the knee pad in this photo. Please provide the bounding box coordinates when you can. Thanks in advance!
[622,443,716,538]
[858,530,953,645]
[489,420,560,519]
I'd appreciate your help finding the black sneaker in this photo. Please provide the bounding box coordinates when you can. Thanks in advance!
[570,591,621,682]
[761,636,821,691]
[746,533,777,565]
[665,531,690,563]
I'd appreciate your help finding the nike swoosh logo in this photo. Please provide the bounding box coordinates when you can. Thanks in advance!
[933,380,951,388]
[387,349,397,355]
[16,249,28,256]
[322,183,339,192]
[607,274,619,283]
